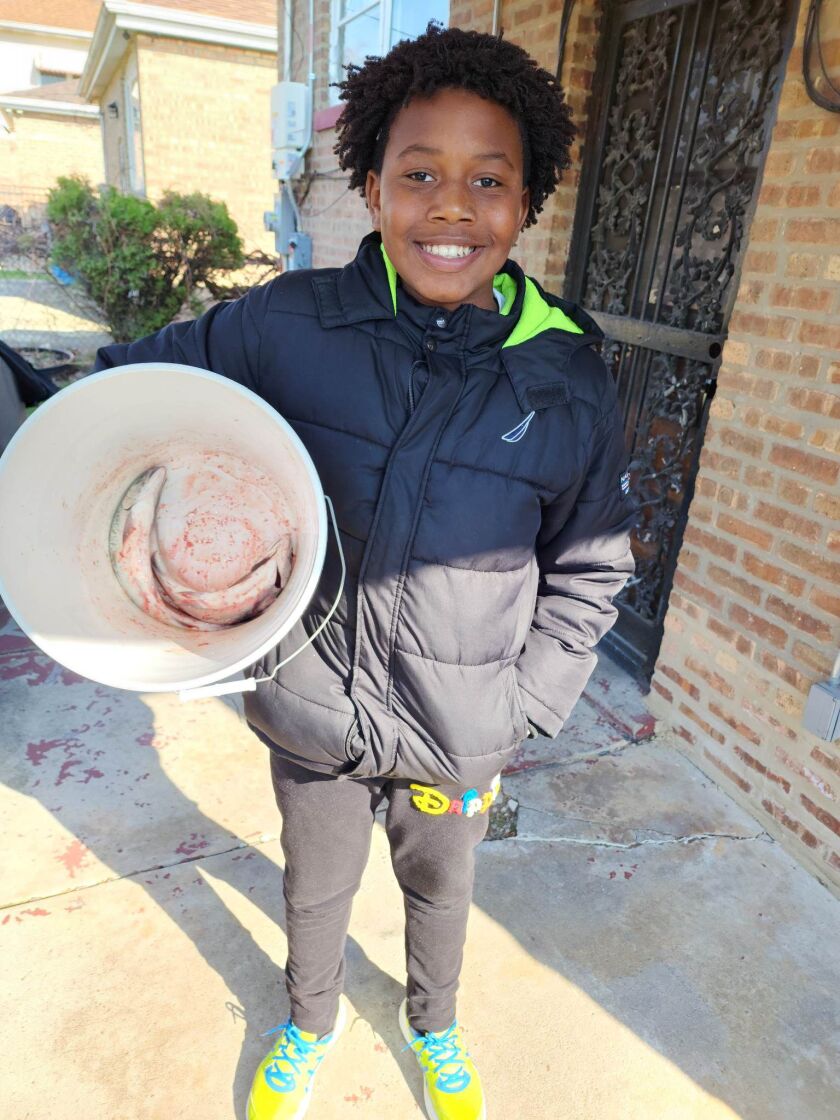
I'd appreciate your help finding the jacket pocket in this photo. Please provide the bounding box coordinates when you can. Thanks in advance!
[506,666,529,743]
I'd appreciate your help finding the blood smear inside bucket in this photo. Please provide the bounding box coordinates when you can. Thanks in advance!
[109,449,296,630]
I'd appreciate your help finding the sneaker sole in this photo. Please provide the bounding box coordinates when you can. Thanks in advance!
[398,998,487,1120]
[246,998,348,1120]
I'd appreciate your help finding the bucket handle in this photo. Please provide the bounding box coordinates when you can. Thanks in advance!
[178,494,346,702]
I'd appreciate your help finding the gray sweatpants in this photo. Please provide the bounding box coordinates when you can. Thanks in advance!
[269,750,497,1036]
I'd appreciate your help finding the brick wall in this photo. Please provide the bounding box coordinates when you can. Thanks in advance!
[283,0,600,278]
[0,110,104,214]
[135,34,276,253]
[646,0,840,896]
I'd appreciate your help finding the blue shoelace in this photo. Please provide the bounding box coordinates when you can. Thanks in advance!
[403,1022,472,1093]
[261,1019,326,1093]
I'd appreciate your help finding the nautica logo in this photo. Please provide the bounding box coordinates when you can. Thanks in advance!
[501,411,535,443]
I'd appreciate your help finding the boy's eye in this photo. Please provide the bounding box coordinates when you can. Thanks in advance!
[406,171,433,182]
[475,176,502,188]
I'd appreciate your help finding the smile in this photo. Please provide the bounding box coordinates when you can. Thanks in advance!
[418,243,478,258]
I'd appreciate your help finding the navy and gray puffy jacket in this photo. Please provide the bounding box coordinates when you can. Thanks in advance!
[95,232,638,787]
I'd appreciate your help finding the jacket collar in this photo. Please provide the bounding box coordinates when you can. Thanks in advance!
[312,232,604,412]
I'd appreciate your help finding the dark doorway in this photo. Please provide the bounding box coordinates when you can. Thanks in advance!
[565,0,800,681]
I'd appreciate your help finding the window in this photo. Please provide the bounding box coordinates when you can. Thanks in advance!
[37,71,74,86]
[329,0,449,102]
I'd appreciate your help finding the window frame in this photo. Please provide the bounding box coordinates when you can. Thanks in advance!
[328,0,448,105]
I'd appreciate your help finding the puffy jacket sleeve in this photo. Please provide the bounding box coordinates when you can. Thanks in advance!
[92,280,277,392]
[515,374,638,738]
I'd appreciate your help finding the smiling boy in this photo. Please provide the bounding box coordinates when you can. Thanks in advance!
[94,22,637,1120]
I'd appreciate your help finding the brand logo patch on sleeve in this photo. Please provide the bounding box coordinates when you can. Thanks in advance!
[619,469,631,497]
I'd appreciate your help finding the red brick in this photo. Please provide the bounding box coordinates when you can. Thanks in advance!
[769,284,833,313]
[770,595,837,640]
[659,663,701,702]
[804,148,840,174]
[754,349,792,375]
[685,653,735,698]
[777,477,812,506]
[801,794,840,839]
[729,603,788,648]
[699,449,742,480]
[814,490,840,518]
[753,501,822,542]
[799,320,840,349]
[777,746,838,798]
[784,253,821,278]
[743,698,798,741]
[707,563,762,606]
[787,387,840,419]
[785,184,823,207]
[703,747,751,793]
[743,250,778,274]
[811,746,840,780]
[674,571,722,612]
[716,512,773,550]
[709,702,762,746]
[707,616,755,658]
[787,217,840,243]
[760,651,812,695]
[809,587,840,619]
[678,703,725,744]
[683,524,737,562]
[761,798,820,848]
[744,465,775,491]
[730,310,795,341]
[716,485,750,512]
[742,552,806,597]
[651,679,673,704]
[769,443,839,486]
[734,746,791,792]
[792,640,836,678]
[797,354,821,380]
[719,426,765,457]
[778,541,840,583]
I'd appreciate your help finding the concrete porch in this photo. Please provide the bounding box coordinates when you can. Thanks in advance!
[1,602,838,1119]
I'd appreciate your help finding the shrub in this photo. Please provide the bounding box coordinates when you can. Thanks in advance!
[46,177,245,343]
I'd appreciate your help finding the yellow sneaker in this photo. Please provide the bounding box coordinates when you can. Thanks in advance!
[246,999,346,1120]
[399,998,486,1120]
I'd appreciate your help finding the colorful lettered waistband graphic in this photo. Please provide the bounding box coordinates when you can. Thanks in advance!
[409,774,502,817]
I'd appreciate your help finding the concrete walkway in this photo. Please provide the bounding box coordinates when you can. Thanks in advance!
[2,602,839,1120]
[0,275,112,357]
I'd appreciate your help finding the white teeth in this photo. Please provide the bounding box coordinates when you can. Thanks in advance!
[420,244,477,258]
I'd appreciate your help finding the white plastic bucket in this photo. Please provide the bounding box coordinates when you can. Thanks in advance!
[0,363,328,693]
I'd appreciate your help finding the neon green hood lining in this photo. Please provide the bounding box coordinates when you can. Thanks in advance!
[379,242,583,347]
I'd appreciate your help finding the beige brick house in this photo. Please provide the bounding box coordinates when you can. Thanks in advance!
[78,0,278,253]
[276,0,840,895]
[0,1,103,219]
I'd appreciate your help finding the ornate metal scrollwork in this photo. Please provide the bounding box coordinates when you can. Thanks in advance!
[579,0,786,640]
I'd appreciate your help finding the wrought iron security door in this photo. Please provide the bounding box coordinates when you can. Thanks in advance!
[565,0,798,682]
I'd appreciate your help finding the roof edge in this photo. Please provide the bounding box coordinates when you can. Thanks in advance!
[0,95,100,117]
[0,20,93,39]
[80,0,277,100]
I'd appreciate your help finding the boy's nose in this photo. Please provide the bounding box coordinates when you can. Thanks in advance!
[428,182,475,223]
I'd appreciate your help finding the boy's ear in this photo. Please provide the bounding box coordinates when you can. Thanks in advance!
[518,186,530,233]
[365,170,382,230]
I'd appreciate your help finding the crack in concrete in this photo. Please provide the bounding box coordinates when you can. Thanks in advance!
[0,832,280,912]
[507,828,774,849]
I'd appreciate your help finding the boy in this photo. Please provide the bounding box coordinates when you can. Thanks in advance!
[95,23,637,1120]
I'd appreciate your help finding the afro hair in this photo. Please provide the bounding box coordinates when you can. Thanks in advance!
[333,22,577,230]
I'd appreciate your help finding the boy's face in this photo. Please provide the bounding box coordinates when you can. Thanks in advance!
[365,88,530,313]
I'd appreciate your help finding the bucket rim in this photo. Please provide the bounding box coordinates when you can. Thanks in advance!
[0,361,330,692]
